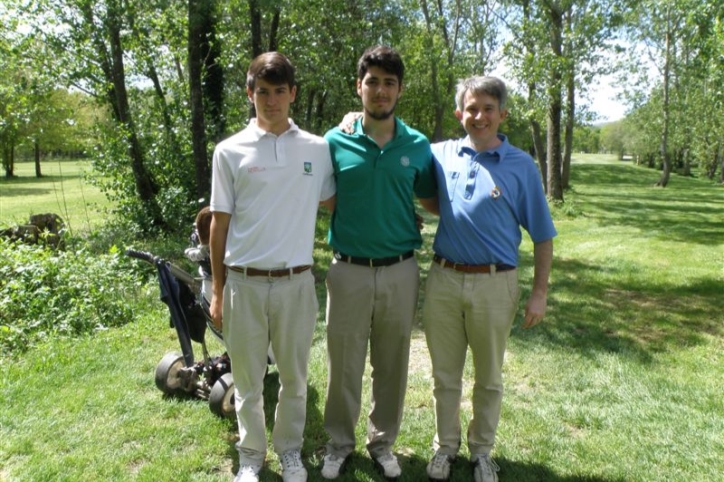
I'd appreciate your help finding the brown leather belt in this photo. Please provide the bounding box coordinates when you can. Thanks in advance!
[433,254,515,274]
[228,265,311,277]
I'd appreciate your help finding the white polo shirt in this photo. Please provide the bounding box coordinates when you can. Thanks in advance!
[210,119,335,269]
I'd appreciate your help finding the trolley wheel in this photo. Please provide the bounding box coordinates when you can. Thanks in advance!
[209,372,236,419]
[155,352,185,394]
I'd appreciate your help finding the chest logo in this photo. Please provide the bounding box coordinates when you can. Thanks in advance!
[400,156,410,167]
[304,162,312,175]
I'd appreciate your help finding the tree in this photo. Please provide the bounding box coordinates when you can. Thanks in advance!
[624,0,724,186]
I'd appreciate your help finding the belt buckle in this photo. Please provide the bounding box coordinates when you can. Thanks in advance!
[267,269,275,281]
[369,258,374,268]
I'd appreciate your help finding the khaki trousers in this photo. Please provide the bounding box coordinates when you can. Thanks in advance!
[422,262,520,456]
[323,256,419,458]
[223,269,318,465]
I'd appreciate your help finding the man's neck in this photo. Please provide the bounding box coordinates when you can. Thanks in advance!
[257,118,291,136]
[362,115,396,148]
[468,134,502,153]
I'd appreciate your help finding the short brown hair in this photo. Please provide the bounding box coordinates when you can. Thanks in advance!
[357,45,404,84]
[246,52,296,90]
[194,206,212,245]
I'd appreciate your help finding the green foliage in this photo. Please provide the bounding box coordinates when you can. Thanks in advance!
[572,124,601,153]
[0,240,138,354]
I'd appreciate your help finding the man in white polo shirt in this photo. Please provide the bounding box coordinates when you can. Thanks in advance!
[209,52,335,482]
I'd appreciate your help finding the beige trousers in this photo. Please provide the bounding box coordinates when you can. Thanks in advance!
[323,256,420,459]
[422,262,520,456]
[223,269,318,465]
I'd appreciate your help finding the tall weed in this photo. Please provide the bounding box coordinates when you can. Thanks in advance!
[0,240,138,354]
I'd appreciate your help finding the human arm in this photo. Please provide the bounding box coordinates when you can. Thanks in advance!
[339,112,363,134]
[209,211,231,330]
[418,196,439,216]
[522,238,553,329]
[320,194,336,214]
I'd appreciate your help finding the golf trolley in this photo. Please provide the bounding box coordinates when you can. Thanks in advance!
[126,248,240,418]
[126,216,275,418]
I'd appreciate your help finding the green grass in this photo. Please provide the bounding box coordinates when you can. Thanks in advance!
[2,154,723,481]
[0,159,108,235]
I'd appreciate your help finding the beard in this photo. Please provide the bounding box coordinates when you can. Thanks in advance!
[364,98,398,120]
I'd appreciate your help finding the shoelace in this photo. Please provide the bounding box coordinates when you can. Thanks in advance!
[282,451,302,469]
[476,455,500,475]
[430,453,449,470]
[377,453,395,464]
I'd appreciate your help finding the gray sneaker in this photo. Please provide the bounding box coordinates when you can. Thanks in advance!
[374,452,402,480]
[472,453,499,482]
[321,453,346,479]
[234,463,261,482]
[280,450,307,482]
[427,452,454,481]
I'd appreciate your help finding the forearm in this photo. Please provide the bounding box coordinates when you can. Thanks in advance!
[531,239,553,297]
[209,212,231,297]
[418,196,439,216]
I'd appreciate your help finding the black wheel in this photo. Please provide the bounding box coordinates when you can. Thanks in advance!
[155,352,185,394]
[209,372,236,418]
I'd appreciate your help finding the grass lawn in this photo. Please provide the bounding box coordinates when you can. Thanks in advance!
[0,159,107,235]
[1,154,723,481]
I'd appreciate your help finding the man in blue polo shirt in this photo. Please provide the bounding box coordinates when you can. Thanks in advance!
[423,76,556,482]
[320,45,437,480]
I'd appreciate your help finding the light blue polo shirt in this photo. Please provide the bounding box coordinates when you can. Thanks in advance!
[431,134,557,266]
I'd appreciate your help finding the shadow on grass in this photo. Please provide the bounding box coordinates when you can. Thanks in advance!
[0,185,57,198]
[225,371,325,478]
[513,254,723,363]
[568,163,724,245]
[305,452,625,482]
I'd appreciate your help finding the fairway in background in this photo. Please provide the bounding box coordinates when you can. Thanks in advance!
[0,159,108,235]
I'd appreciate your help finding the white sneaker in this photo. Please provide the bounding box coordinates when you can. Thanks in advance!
[234,463,261,482]
[321,453,346,479]
[374,452,402,480]
[280,450,307,482]
[427,452,454,481]
[472,453,499,482]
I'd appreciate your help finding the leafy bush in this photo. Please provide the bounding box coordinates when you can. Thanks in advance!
[0,240,138,355]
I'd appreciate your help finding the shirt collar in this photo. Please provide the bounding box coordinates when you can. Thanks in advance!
[457,134,509,162]
[352,116,406,140]
[248,118,299,140]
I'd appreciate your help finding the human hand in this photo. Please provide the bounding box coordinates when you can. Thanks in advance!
[522,291,547,329]
[415,212,423,231]
[210,294,223,330]
[339,112,362,134]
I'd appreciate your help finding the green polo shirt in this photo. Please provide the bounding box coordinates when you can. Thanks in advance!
[325,117,437,258]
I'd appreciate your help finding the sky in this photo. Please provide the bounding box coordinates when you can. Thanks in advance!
[587,76,627,122]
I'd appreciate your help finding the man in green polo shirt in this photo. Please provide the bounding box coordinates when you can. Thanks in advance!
[320,45,438,480]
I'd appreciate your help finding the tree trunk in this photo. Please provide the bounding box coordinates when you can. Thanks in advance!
[420,0,444,142]
[545,2,564,201]
[3,142,15,178]
[107,8,166,228]
[314,91,327,133]
[656,7,672,188]
[562,55,574,190]
[304,88,315,128]
[268,6,280,52]
[530,118,547,190]
[522,1,547,192]
[188,0,214,202]
[34,140,42,177]
[420,0,459,142]
[249,0,263,58]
